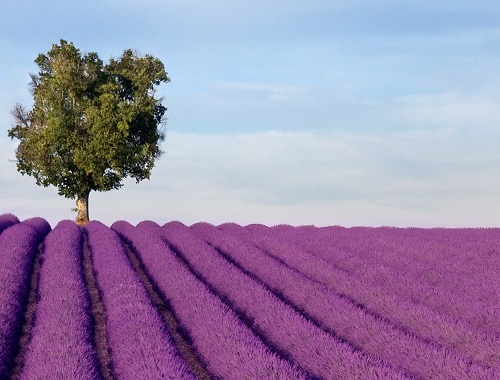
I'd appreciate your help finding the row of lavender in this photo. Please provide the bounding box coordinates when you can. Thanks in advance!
[128,221,409,379]
[0,214,195,379]
[129,221,498,379]
[0,214,51,378]
[189,223,498,378]
[113,221,309,379]
[210,224,500,365]
[0,214,310,379]
[263,225,500,355]
[0,212,498,378]
[268,225,499,333]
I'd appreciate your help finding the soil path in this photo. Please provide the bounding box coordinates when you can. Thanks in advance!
[82,232,115,380]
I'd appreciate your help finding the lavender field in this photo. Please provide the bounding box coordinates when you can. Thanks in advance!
[0,213,498,379]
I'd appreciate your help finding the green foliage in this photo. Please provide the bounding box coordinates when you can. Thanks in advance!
[8,40,170,200]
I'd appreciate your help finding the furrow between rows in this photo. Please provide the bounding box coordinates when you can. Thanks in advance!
[81,229,114,380]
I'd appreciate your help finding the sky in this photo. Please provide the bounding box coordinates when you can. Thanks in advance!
[1,1,500,227]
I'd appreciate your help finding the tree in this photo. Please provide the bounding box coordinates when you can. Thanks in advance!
[8,40,170,225]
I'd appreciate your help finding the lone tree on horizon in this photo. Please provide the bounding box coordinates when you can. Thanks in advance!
[8,40,169,225]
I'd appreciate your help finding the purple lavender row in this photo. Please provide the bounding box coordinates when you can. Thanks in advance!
[21,217,52,238]
[342,227,500,284]
[146,221,410,380]
[261,224,498,333]
[319,227,499,302]
[20,221,100,379]
[372,229,499,310]
[219,223,499,369]
[193,223,497,378]
[0,213,19,235]
[283,226,500,334]
[307,227,500,311]
[112,221,309,380]
[85,221,195,380]
[0,218,50,378]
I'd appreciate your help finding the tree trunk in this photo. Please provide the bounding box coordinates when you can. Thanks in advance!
[75,191,90,226]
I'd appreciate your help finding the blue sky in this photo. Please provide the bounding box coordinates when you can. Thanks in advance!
[1,1,500,227]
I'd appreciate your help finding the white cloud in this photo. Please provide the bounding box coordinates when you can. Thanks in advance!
[392,92,500,129]
[87,129,500,227]
[2,128,500,227]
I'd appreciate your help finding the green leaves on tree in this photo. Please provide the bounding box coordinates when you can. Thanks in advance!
[8,40,170,223]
